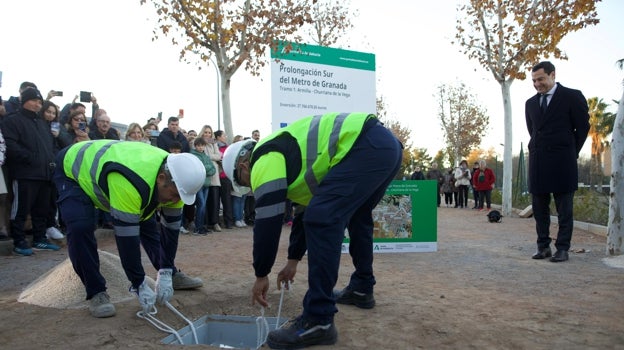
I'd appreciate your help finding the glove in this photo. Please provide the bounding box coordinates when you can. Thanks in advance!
[155,268,173,305]
[131,280,156,313]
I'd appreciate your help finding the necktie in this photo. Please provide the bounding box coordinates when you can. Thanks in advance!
[541,94,549,113]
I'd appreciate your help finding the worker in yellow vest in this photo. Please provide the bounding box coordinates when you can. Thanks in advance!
[53,140,205,318]
[223,112,403,349]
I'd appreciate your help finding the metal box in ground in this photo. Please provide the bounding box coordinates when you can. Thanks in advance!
[161,314,287,349]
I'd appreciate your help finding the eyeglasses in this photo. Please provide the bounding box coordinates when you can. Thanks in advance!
[73,118,86,122]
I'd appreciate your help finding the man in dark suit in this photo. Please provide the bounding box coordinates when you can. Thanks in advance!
[525,61,590,262]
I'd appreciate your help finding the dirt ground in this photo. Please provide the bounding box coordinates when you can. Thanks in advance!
[1,206,624,350]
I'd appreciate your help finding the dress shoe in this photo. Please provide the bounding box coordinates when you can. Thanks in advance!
[531,247,552,259]
[550,250,569,262]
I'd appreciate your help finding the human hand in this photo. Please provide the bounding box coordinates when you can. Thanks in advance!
[46,90,55,100]
[72,94,78,103]
[133,280,156,313]
[90,94,97,104]
[155,268,173,305]
[276,259,298,290]
[251,276,269,307]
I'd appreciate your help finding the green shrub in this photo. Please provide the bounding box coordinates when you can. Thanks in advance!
[491,187,608,226]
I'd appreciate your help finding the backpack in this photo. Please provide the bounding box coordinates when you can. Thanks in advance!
[487,210,503,223]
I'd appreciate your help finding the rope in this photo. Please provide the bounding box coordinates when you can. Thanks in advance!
[137,306,184,345]
[256,281,290,348]
[275,281,288,330]
[256,307,270,349]
[136,302,198,345]
[166,301,199,344]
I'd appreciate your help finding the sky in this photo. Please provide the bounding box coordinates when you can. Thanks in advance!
[1,0,622,158]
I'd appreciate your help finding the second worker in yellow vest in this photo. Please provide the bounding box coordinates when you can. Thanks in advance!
[54,140,206,318]
[223,112,403,349]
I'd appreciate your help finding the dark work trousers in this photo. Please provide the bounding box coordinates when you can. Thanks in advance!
[436,184,441,207]
[472,186,479,208]
[532,191,575,251]
[477,189,492,209]
[218,176,234,227]
[244,195,255,224]
[443,192,453,205]
[10,179,52,246]
[53,165,177,300]
[457,185,469,208]
[301,122,402,324]
[46,183,60,228]
[206,185,221,226]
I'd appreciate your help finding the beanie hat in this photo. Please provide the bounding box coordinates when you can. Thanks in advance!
[20,88,43,106]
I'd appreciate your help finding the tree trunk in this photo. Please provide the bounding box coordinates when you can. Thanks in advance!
[221,74,234,141]
[607,86,624,255]
[499,80,513,216]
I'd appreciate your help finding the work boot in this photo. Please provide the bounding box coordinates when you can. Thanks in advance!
[89,292,116,318]
[172,270,203,290]
[333,286,375,309]
[266,315,337,349]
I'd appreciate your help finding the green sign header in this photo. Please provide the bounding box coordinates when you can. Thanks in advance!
[271,41,375,71]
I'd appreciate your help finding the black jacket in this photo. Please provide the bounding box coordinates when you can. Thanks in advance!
[525,83,590,194]
[89,127,120,140]
[2,107,56,180]
[156,128,190,153]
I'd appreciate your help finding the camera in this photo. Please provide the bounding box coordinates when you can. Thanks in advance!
[55,91,64,97]
[78,122,87,131]
[79,91,92,103]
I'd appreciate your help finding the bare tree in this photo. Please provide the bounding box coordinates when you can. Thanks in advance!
[141,0,352,139]
[302,0,356,46]
[377,96,411,178]
[437,82,489,165]
[454,0,599,216]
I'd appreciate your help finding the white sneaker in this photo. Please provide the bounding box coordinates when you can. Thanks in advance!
[179,226,189,234]
[213,224,222,232]
[235,220,246,228]
[46,227,64,240]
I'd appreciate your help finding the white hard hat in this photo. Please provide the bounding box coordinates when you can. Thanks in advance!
[223,139,256,195]
[166,153,205,205]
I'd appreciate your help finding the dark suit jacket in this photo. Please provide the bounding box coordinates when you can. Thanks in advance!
[525,83,590,194]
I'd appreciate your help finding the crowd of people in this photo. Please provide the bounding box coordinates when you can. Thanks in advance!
[411,159,496,211]
[0,82,263,248]
[0,81,264,318]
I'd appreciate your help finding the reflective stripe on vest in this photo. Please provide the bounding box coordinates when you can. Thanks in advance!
[253,112,373,205]
[71,140,119,209]
[63,140,168,221]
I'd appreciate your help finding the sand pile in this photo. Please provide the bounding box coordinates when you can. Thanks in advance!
[18,250,155,309]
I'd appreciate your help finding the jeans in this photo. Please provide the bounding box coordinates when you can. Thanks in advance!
[194,187,209,230]
[232,194,246,222]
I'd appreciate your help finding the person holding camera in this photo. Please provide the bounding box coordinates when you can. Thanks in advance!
[59,93,98,127]
[65,110,90,143]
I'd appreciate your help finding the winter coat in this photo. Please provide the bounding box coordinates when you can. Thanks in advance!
[525,83,590,194]
[472,167,495,192]
[2,108,56,180]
